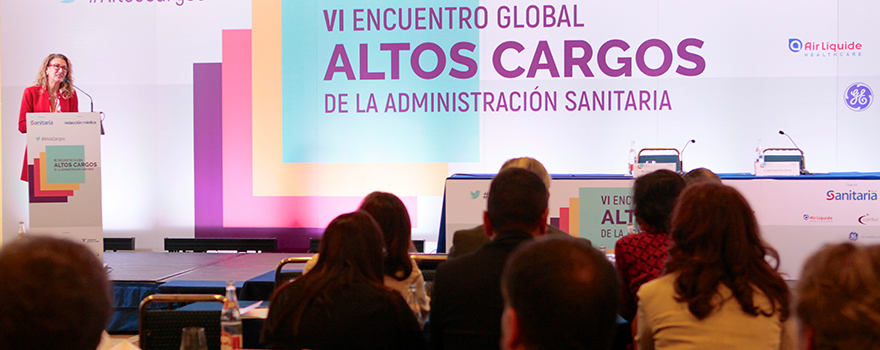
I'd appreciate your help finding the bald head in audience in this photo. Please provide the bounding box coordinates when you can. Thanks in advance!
[796,243,880,350]
[0,236,112,350]
[501,235,620,350]
[682,167,721,186]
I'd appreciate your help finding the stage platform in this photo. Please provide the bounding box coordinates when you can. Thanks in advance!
[106,251,310,333]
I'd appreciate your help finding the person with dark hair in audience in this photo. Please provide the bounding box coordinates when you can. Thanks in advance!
[0,236,112,350]
[796,243,880,350]
[303,191,430,317]
[501,235,621,350]
[636,183,795,350]
[682,167,721,186]
[614,169,685,323]
[448,157,578,259]
[431,167,549,350]
[262,211,426,349]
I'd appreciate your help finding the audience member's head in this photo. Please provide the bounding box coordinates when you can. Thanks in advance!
[485,168,549,236]
[269,211,386,335]
[311,211,385,284]
[682,167,721,186]
[632,169,685,233]
[0,236,112,350]
[359,191,414,281]
[796,243,880,350]
[667,182,790,321]
[500,157,552,190]
[501,235,620,350]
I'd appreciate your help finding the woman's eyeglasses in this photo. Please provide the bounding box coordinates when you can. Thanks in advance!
[48,64,68,71]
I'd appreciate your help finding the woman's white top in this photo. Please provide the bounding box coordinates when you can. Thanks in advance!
[303,254,430,314]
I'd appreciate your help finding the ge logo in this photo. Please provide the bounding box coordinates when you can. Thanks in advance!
[788,39,802,53]
[844,83,873,112]
[849,232,859,241]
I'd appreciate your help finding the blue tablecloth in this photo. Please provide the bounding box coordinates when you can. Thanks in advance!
[239,268,303,301]
[108,282,159,333]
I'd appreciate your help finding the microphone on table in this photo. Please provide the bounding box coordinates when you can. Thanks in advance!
[778,130,808,174]
[778,130,800,150]
[66,79,104,135]
[679,139,695,173]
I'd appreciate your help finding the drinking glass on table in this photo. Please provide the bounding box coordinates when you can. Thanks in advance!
[407,283,426,328]
[180,327,207,350]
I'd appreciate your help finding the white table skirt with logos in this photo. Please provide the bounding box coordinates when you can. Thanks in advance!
[442,172,880,280]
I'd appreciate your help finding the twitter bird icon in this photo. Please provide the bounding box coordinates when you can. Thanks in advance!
[470,190,480,199]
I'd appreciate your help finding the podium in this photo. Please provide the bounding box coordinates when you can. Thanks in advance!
[26,112,103,260]
[634,148,680,177]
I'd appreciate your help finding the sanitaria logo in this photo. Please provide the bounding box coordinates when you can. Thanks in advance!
[826,189,878,201]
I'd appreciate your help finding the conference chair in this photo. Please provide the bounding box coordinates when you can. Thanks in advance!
[411,253,447,297]
[274,256,312,290]
[139,294,227,350]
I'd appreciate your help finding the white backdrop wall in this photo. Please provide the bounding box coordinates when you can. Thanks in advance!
[2,0,878,253]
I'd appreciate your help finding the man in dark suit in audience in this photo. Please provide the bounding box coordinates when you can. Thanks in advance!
[431,167,549,350]
[447,157,577,259]
[500,235,620,350]
[0,236,112,350]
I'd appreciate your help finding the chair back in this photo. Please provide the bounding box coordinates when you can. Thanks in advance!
[139,294,227,350]
[274,256,312,291]
[411,254,447,297]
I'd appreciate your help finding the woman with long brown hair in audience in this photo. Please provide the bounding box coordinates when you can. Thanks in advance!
[359,191,430,316]
[635,182,795,350]
[303,191,430,316]
[261,211,426,349]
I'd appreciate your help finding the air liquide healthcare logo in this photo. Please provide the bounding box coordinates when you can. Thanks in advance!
[844,83,873,112]
[826,189,879,201]
[803,214,833,223]
[789,38,863,57]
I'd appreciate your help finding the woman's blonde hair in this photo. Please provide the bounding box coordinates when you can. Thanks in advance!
[34,53,74,99]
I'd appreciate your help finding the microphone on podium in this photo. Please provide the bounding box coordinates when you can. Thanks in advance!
[778,130,801,150]
[66,79,104,135]
[680,139,695,173]
[778,130,808,174]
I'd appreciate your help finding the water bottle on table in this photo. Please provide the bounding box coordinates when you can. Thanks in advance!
[221,281,243,350]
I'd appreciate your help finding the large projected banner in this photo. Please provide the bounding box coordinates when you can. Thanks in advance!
[279,0,878,177]
[2,1,878,251]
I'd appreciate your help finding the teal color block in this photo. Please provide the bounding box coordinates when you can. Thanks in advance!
[45,145,86,184]
[282,0,480,163]
[578,187,635,249]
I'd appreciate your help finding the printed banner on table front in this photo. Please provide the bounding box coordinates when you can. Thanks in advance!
[26,112,103,261]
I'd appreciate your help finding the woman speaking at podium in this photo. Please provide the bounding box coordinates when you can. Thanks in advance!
[18,53,78,182]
